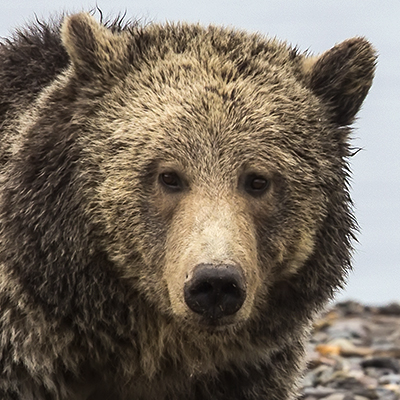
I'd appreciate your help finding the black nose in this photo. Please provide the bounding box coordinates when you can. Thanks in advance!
[184,264,246,320]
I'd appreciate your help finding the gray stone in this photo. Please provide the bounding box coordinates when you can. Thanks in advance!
[361,357,400,373]
[378,374,400,385]
[302,386,338,398]
[319,394,347,400]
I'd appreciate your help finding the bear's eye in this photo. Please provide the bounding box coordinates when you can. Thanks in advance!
[159,172,183,191]
[244,174,271,196]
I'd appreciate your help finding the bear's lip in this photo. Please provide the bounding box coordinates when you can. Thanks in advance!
[189,313,244,332]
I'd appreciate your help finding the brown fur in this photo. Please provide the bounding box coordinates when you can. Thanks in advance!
[0,12,376,400]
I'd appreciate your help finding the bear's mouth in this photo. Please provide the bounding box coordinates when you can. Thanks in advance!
[184,311,246,333]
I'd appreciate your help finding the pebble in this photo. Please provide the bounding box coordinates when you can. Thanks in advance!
[378,375,400,385]
[300,301,400,400]
[361,358,400,373]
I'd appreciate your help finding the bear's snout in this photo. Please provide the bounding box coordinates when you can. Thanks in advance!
[184,264,246,321]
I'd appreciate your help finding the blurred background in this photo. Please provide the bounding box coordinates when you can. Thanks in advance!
[1,0,398,305]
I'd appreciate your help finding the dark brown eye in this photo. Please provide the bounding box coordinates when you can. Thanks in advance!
[159,172,182,191]
[245,174,271,196]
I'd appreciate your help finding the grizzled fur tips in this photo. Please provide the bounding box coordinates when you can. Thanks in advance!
[0,12,376,400]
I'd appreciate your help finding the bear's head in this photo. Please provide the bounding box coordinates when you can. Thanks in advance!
[57,13,376,332]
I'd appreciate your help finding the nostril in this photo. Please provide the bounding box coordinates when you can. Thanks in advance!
[184,263,246,320]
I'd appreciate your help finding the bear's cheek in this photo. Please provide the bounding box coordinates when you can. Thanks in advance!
[162,193,262,326]
[253,213,319,281]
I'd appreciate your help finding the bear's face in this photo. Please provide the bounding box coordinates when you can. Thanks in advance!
[90,57,327,329]
[60,14,375,331]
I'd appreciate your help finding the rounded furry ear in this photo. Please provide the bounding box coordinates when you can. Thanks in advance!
[305,38,377,126]
[61,13,129,77]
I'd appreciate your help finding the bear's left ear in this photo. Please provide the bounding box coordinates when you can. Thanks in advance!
[61,13,129,78]
[303,38,377,126]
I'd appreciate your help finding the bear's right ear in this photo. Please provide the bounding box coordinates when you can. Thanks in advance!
[303,38,377,126]
[61,13,129,78]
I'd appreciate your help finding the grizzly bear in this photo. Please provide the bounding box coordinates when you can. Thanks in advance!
[0,12,376,400]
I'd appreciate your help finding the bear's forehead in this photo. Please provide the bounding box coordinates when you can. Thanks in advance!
[104,59,322,157]
[97,90,323,181]
[87,24,328,177]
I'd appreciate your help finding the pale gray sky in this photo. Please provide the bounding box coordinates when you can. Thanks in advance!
[1,0,399,305]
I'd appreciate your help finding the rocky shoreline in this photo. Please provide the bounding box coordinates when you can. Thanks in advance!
[300,301,400,400]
